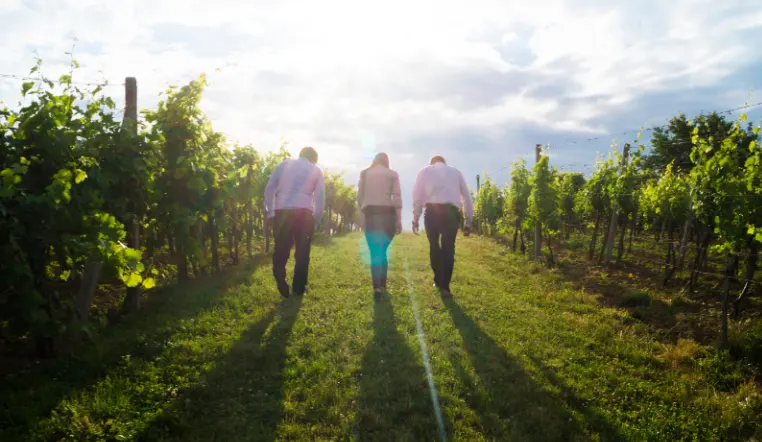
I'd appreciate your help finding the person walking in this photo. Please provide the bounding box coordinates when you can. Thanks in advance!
[357,152,403,300]
[264,146,325,299]
[411,155,474,299]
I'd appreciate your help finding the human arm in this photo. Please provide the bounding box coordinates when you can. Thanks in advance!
[412,168,425,231]
[392,171,403,233]
[313,168,326,227]
[263,161,283,219]
[458,170,474,229]
[356,170,366,228]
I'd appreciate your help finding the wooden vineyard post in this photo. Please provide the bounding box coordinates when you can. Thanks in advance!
[122,77,141,313]
[534,144,542,260]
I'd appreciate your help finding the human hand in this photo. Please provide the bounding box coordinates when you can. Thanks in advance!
[412,220,420,235]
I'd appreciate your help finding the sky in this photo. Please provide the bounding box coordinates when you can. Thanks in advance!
[2,0,762,228]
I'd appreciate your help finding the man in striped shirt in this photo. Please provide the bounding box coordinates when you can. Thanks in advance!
[412,155,474,299]
[264,147,326,298]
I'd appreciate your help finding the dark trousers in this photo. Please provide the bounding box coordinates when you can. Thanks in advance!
[272,208,315,296]
[424,204,462,291]
[363,206,397,289]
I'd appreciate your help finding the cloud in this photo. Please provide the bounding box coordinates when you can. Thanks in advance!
[2,0,762,228]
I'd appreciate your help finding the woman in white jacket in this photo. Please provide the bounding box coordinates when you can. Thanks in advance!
[357,152,403,299]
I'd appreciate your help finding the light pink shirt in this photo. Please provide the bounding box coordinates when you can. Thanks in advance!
[412,162,474,226]
[263,158,325,221]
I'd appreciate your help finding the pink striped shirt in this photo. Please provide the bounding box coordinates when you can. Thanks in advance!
[412,162,474,226]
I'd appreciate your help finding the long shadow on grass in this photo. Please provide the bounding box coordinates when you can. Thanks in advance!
[524,354,633,442]
[352,295,440,441]
[0,254,272,441]
[137,296,303,441]
[443,300,625,441]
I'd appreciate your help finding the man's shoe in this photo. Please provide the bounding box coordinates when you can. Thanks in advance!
[441,289,453,300]
[277,282,290,299]
[374,289,383,302]
[293,288,307,297]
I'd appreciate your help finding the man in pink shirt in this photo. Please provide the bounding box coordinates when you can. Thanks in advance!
[412,155,474,299]
[264,147,326,299]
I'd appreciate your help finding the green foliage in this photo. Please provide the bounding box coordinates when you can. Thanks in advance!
[696,349,752,392]
[728,319,762,373]
[0,60,139,340]
[323,170,358,234]
[500,159,531,235]
[575,155,617,227]
[612,147,641,218]
[557,172,585,228]
[529,154,559,235]
[145,75,214,271]
[640,162,691,229]
[643,112,736,173]
[474,176,504,234]
[689,115,761,254]
[467,112,762,403]
[0,59,358,355]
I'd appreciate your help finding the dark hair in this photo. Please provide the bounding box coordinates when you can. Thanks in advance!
[371,152,390,168]
[299,146,319,164]
[430,155,446,165]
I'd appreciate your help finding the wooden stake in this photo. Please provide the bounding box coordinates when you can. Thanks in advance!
[534,144,542,260]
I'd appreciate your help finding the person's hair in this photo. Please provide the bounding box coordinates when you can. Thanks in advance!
[299,146,319,164]
[370,152,390,168]
[430,155,446,165]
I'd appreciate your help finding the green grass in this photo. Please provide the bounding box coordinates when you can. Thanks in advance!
[1,233,761,441]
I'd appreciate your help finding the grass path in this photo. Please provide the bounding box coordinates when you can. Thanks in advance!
[2,233,759,441]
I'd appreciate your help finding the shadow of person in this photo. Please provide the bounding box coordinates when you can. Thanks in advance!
[524,353,626,442]
[443,299,622,441]
[136,296,303,441]
[0,254,274,441]
[352,295,440,441]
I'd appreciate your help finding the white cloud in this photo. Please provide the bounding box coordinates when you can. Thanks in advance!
[2,0,762,226]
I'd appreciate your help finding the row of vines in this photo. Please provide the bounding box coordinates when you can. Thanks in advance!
[0,60,358,359]
[473,110,762,346]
